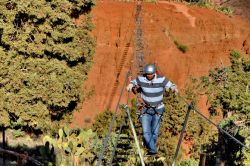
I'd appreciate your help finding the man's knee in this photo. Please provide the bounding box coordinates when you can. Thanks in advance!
[143,131,152,140]
[143,131,151,136]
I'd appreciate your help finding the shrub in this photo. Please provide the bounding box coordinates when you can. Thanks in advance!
[177,158,199,166]
[216,6,234,15]
[174,40,188,53]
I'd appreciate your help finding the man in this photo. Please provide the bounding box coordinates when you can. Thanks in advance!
[127,63,178,156]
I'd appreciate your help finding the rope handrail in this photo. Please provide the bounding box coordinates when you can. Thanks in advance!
[97,70,130,166]
[0,147,44,166]
[172,94,250,166]
[178,94,250,152]
[109,91,130,165]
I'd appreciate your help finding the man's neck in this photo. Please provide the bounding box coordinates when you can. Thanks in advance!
[146,74,156,81]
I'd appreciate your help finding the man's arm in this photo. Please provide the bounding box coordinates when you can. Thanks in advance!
[164,77,178,93]
[127,77,142,94]
[126,78,138,91]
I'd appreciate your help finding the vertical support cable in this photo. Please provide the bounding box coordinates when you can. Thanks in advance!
[109,91,130,165]
[97,71,130,166]
[125,105,145,166]
[172,104,193,166]
[178,95,250,152]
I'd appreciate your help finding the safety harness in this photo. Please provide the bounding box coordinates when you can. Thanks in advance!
[133,86,162,116]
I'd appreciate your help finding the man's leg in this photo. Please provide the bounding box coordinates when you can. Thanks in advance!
[150,107,164,153]
[140,113,155,153]
[151,114,162,153]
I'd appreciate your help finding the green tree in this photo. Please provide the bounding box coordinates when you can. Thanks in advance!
[0,0,95,133]
[198,50,250,165]
[157,91,212,165]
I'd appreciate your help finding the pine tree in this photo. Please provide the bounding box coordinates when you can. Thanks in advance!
[0,0,95,133]
[158,91,212,165]
[199,50,250,165]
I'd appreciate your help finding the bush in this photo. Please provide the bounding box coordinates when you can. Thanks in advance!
[216,6,234,15]
[12,129,25,138]
[177,158,199,166]
[174,40,188,53]
[41,127,102,166]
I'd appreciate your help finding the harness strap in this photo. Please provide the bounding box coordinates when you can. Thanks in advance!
[136,93,162,115]
[144,106,161,115]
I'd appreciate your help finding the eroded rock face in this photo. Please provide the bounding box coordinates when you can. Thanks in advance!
[72,1,250,127]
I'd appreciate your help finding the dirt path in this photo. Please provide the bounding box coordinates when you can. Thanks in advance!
[159,1,196,27]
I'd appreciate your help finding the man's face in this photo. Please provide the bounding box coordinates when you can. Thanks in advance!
[146,73,154,80]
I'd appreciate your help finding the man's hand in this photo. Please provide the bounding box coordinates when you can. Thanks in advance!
[171,85,178,94]
[172,87,178,94]
[126,83,134,92]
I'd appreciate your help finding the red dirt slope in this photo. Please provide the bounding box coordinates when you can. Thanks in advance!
[71,1,250,128]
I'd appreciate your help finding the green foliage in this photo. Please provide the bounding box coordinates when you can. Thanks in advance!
[197,50,250,165]
[202,50,250,121]
[157,92,212,164]
[92,109,117,136]
[41,126,101,165]
[39,141,56,162]
[188,0,234,16]
[177,158,199,166]
[174,40,188,53]
[216,6,234,15]
[12,129,25,138]
[188,0,214,8]
[243,149,250,166]
[0,0,95,133]
[144,0,157,3]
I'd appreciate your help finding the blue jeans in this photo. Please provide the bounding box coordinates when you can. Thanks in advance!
[140,107,164,153]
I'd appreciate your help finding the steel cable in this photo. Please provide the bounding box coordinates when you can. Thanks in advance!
[109,91,130,165]
[177,94,250,152]
[97,70,131,166]
[125,105,145,166]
